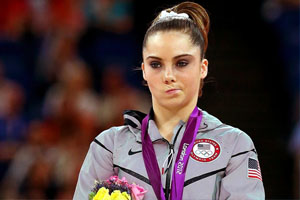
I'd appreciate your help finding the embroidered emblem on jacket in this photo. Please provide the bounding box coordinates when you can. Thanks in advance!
[190,139,221,162]
[247,157,262,181]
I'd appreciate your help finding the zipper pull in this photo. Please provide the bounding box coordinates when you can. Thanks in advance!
[170,143,174,151]
[161,144,175,175]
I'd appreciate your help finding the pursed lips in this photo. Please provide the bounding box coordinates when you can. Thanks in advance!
[165,88,181,94]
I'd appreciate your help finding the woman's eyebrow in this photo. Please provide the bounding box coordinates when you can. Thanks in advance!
[173,54,193,59]
[146,56,162,60]
[146,54,193,60]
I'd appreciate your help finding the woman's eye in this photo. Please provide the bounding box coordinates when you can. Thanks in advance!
[150,62,161,68]
[177,61,188,67]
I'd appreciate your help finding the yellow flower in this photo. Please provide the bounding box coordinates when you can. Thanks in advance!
[111,190,131,200]
[93,187,111,200]
[121,192,131,200]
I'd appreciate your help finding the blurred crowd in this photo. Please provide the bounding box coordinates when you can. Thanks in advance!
[0,0,150,199]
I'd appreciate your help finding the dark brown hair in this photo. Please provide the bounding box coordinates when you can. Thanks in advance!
[143,1,210,59]
[142,1,210,96]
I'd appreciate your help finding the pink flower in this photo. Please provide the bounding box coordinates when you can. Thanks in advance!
[120,177,128,184]
[131,183,147,200]
[90,176,147,200]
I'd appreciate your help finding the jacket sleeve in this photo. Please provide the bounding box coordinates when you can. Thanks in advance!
[219,131,265,200]
[73,128,116,200]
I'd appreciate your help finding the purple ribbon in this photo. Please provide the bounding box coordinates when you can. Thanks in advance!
[141,106,203,200]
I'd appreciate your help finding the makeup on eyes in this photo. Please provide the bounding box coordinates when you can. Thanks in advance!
[147,54,193,69]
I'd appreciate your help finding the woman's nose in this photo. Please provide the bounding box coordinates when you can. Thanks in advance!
[163,67,176,84]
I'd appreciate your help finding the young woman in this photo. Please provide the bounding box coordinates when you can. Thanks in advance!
[74,2,265,199]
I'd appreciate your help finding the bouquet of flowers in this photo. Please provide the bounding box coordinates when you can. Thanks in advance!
[89,176,147,200]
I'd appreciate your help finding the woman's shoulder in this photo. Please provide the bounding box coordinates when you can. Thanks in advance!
[199,109,257,158]
[199,109,254,145]
[94,125,128,141]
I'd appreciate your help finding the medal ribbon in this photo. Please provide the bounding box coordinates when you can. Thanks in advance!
[141,106,202,200]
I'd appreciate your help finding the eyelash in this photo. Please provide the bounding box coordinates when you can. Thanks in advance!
[150,62,161,68]
[176,60,188,67]
[149,60,189,68]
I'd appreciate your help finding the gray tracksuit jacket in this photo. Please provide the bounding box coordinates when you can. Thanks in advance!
[74,108,265,200]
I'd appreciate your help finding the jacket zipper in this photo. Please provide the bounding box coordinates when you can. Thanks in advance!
[165,125,183,200]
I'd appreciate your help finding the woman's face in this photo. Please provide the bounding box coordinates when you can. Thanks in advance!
[142,31,208,110]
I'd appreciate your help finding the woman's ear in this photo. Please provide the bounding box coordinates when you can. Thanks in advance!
[200,59,208,79]
[141,62,147,81]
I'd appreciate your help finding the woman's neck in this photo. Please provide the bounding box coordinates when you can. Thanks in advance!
[153,102,197,142]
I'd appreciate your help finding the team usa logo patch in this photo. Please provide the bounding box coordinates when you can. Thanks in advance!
[190,139,221,162]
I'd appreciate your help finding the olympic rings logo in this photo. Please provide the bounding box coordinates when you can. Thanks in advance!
[195,149,213,156]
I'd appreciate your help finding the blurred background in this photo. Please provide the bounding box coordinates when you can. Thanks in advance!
[0,0,298,199]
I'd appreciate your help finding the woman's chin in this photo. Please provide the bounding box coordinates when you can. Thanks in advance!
[159,99,186,109]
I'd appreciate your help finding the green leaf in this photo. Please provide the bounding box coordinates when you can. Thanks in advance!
[88,192,96,200]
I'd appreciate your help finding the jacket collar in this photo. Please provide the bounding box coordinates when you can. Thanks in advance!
[123,107,223,143]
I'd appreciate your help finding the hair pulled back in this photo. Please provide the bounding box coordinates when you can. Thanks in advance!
[143,1,210,59]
